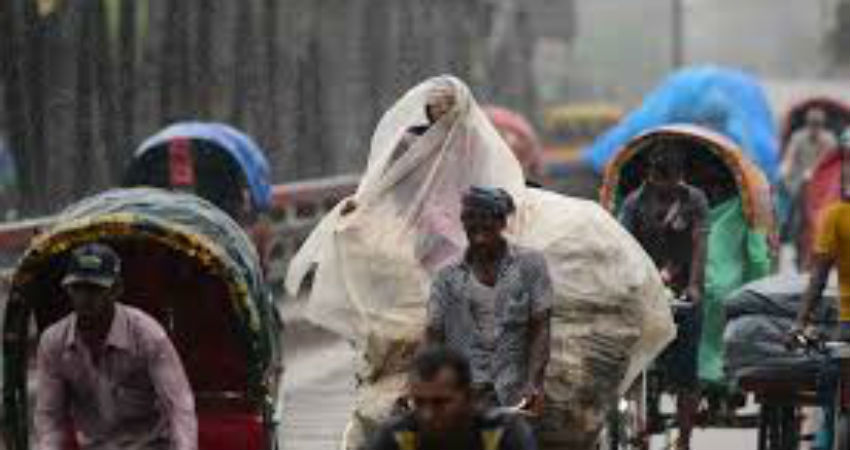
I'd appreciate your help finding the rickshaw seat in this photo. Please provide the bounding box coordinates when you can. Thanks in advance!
[196,392,268,450]
[737,364,820,405]
[197,409,267,450]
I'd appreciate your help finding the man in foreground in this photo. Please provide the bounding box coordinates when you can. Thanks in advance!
[367,346,537,450]
[619,143,709,450]
[35,243,197,450]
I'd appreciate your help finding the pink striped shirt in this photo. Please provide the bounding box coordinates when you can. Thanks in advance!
[35,304,197,450]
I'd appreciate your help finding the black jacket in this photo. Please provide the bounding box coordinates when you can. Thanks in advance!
[366,409,537,450]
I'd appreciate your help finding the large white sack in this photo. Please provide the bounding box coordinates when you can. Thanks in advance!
[285,75,674,449]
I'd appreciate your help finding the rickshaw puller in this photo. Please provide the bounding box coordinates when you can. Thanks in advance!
[793,128,850,450]
[367,346,538,450]
[34,243,197,450]
[618,144,709,450]
[425,186,553,412]
[795,128,850,340]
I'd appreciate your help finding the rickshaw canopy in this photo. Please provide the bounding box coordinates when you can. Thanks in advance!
[602,125,776,233]
[585,66,779,182]
[134,122,273,210]
[780,97,850,153]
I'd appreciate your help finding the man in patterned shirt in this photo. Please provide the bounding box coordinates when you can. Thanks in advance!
[425,186,553,413]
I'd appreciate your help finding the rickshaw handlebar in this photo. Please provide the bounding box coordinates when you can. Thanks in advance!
[787,328,850,359]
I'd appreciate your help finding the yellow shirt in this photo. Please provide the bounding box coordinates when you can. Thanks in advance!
[815,202,850,321]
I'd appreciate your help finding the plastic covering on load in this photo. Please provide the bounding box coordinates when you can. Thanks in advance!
[723,274,837,381]
[286,76,675,449]
[699,198,773,384]
[584,66,779,181]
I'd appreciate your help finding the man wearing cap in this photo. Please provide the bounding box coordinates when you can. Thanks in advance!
[425,186,553,413]
[34,243,197,450]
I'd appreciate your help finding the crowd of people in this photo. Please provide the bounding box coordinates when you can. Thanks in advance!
[15,71,850,450]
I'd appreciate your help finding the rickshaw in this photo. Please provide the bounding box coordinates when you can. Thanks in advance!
[587,66,779,184]
[780,98,850,154]
[543,102,624,164]
[724,273,844,450]
[599,125,776,448]
[778,98,850,268]
[540,103,623,198]
[125,122,274,274]
[2,188,282,450]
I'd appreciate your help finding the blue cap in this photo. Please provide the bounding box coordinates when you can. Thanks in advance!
[62,243,122,288]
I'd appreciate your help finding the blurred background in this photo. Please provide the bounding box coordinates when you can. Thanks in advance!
[2,0,850,216]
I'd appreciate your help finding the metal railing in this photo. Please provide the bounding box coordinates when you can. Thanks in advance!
[0,175,362,293]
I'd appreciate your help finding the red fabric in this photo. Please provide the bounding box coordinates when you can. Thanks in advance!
[63,425,80,450]
[62,410,267,450]
[802,150,843,264]
[483,105,543,177]
[119,245,249,392]
[198,409,267,450]
[168,138,196,187]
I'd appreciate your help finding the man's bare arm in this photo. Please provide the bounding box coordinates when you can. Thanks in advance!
[527,311,551,389]
[424,324,444,347]
[796,255,834,327]
[687,219,708,303]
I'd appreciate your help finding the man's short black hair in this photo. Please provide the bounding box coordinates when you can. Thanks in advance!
[647,141,684,181]
[410,346,472,390]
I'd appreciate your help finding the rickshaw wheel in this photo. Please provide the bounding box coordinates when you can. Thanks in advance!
[601,374,649,450]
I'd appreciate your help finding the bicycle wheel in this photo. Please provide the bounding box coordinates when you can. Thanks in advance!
[601,375,649,450]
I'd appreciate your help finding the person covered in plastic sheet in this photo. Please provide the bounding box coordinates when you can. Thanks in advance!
[341,79,458,216]
[367,346,538,450]
[34,243,197,450]
[322,75,525,278]
[618,144,708,450]
[425,186,553,415]
[782,107,839,196]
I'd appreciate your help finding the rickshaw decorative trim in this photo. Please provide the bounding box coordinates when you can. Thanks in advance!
[600,124,776,234]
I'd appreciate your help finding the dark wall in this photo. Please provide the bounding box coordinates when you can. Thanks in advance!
[0,0,542,216]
